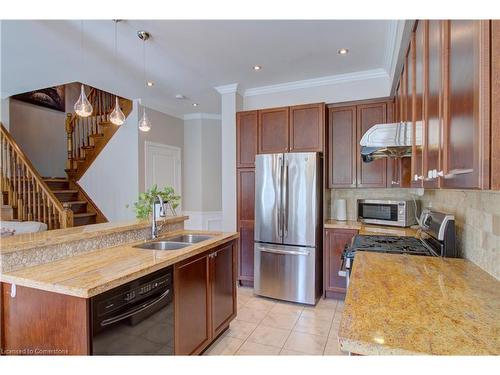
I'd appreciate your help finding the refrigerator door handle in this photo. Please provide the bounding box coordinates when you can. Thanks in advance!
[277,155,283,239]
[258,246,310,257]
[283,159,289,238]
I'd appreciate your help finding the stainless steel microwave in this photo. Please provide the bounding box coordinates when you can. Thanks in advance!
[357,199,419,227]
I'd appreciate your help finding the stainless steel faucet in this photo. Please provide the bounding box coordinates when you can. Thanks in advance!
[151,195,166,239]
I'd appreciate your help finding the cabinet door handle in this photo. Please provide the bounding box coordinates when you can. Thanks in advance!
[444,169,473,179]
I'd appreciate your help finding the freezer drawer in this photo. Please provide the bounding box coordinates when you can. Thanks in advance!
[254,242,317,305]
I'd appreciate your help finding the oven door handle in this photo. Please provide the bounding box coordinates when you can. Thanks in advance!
[100,289,170,327]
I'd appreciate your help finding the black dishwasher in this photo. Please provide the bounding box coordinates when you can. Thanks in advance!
[91,267,174,355]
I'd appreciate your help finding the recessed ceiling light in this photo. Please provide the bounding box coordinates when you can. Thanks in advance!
[253,65,262,71]
[175,94,186,100]
[338,48,349,55]
[192,103,199,107]
[147,81,154,87]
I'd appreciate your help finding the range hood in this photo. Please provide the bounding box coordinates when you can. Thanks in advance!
[359,121,422,162]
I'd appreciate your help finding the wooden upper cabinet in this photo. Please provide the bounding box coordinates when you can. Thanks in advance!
[442,20,490,189]
[328,105,357,188]
[211,243,236,337]
[492,21,500,190]
[258,107,289,153]
[412,23,424,187]
[236,111,258,167]
[289,103,325,152]
[424,20,443,189]
[356,103,388,188]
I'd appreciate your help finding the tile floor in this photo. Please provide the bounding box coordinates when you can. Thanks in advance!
[204,286,348,355]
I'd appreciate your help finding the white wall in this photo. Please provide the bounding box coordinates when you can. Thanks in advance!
[79,100,139,222]
[7,83,80,177]
[0,97,9,130]
[138,106,184,193]
[183,114,223,231]
[243,70,391,110]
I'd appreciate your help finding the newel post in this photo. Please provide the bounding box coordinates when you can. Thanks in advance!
[60,206,74,228]
[65,114,74,170]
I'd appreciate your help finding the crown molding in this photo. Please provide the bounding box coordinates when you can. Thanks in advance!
[183,113,221,121]
[214,83,240,95]
[243,69,389,97]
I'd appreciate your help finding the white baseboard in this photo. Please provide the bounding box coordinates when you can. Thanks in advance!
[183,211,223,231]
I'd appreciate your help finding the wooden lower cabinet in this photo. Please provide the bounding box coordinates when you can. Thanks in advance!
[174,240,237,355]
[173,252,211,355]
[237,220,254,286]
[324,229,358,298]
[1,283,90,355]
[211,243,237,336]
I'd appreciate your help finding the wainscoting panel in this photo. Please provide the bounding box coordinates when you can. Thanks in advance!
[183,211,223,231]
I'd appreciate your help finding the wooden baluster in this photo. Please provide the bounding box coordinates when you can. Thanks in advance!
[26,169,31,220]
[22,164,26,219]
[42,194,47,227]
[65,114,73,171]
[15,154,20,211]
[37,184,41,222]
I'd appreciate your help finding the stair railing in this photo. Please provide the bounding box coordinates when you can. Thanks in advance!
[0,123,73,229]
[65,86,122,172]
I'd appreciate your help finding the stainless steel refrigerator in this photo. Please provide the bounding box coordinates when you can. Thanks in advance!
[254,152,322,305]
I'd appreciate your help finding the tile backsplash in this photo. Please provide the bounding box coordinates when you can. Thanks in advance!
[327,188,500,280]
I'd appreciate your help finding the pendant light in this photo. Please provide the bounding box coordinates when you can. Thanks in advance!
[137,30,151,132]
[109,20,125,125]
[74,20,93,117]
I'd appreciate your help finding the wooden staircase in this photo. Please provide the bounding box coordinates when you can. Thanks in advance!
[1,123,73,229]
[43,178,106,226]
[1,84,133,230]
[65,86,132,181]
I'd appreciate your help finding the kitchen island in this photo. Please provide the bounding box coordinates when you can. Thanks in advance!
[0,217,239,355]
[338,252,500,355]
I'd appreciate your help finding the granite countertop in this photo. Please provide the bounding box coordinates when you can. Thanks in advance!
[0,230,238,298]
[0,216,189,253]
[324,219,420,237]
[338,252,500,355]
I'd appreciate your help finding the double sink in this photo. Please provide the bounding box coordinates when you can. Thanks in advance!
[134,234,214,251]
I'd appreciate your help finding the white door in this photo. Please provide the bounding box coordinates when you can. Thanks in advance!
[145,142,182,210]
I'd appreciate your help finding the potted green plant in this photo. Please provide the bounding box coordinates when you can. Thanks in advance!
[128,185,181,219]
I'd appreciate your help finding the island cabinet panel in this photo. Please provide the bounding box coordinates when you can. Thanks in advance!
[356,103,388,188]
[174,253,211,355]
[424,19,443,189]
[412,22,425,187]
[174,240,237,355]
[237,168,255,286]
[289,103,325,152]
[441,20,490,189]
[327,105,357,188]
[211,242,237,337]
[236,111,258,167]
[258,107,289,153]
[1,283,90,355]
[492,20,500,190]
[324,229,358,298]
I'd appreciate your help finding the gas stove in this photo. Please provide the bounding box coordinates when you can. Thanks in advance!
[343,235,435,259]
[340,209,457,286]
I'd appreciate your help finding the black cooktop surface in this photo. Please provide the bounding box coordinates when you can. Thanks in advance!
[345,235,434,258]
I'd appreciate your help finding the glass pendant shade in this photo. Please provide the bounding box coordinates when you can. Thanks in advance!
[74,84,93,117]
[110,97,125,125]
[138,106,151,132]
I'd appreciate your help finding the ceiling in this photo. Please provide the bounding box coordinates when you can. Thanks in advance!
[1,20,403,118]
